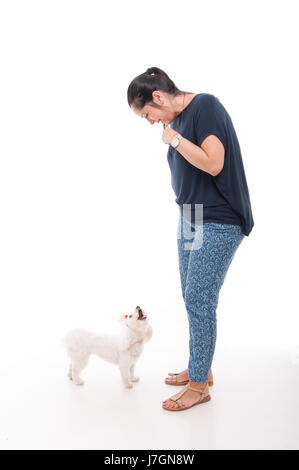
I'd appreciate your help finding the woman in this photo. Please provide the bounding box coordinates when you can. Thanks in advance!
[127,67,254,412]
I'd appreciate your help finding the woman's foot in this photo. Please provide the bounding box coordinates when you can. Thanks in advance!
[165,368,213,385]
[162,380,210,410]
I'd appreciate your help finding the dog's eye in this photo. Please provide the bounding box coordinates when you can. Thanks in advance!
[129,314,132,318]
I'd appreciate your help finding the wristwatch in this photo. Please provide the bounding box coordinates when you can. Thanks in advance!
[171,134,183,148]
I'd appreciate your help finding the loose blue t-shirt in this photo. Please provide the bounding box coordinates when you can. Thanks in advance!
[167,93,254,236]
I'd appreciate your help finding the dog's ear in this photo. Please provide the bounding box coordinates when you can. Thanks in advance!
[144,324,153,342]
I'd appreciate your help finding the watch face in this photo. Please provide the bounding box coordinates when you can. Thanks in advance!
[172,137,179,147]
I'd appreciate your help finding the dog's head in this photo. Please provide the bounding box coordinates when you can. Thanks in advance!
[119,305,149,329]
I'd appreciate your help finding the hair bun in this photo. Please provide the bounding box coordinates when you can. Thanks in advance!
[146,67,160,76]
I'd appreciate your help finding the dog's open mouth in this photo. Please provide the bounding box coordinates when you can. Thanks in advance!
[136,306,147,320]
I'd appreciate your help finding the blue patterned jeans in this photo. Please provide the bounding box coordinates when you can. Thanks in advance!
[177,214,245,383]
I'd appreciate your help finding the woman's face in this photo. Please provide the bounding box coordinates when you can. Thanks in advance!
[130,91,176,126]
[131,103,170,126]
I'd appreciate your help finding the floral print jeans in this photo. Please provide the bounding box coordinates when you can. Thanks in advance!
[177,214,245,382]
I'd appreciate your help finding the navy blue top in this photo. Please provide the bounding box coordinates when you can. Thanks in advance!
[167,93,254,236]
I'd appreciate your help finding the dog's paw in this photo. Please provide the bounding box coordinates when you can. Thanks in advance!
[130,376,139,382]
[124,382,133,389]
[73,378,85,386]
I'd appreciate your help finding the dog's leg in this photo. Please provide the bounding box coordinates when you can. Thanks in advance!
[71,356,89,386]
[119,356,133,388]
[67,363,73,380]
[129,364,139,382]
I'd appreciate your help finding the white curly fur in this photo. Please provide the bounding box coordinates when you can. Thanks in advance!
[63,306,153,388]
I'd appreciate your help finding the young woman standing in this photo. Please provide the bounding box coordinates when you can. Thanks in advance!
[127,67,254,412]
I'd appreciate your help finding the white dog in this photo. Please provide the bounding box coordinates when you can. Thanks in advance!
[63,306,152,388]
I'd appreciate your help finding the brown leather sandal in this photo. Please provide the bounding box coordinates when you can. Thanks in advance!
[165,372,214,387]
[162,382,211,412]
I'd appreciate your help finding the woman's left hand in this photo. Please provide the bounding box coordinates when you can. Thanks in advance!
[162,126,181,145]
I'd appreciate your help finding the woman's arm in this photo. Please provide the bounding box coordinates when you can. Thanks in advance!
[175,134,225,176]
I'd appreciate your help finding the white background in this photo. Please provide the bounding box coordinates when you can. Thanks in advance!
[0,0,298,450]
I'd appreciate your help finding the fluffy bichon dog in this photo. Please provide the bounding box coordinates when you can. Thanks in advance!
[63,306,152,388]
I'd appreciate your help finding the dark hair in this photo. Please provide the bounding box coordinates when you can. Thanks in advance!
[127,66,184,110]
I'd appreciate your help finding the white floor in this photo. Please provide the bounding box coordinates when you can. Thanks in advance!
[0,343,298,450]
